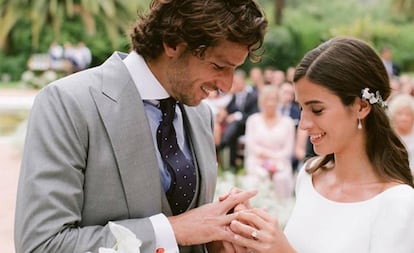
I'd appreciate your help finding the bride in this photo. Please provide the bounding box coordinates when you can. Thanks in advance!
[229,36,414,253]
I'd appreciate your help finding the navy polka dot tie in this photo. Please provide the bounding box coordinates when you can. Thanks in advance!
[157,97,196,215]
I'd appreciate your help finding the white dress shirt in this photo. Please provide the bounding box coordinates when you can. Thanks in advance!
[123,50,180,253]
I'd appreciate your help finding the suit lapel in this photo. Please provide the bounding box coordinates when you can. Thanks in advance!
[180,104,217,205]
[91,52,163,217]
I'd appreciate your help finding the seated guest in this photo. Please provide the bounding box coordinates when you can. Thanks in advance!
[278,82,301,128]
[218,70,259,169]
[388,93,414,174]
[244,85,295,200]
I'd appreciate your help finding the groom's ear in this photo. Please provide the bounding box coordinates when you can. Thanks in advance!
[163,42,187,59]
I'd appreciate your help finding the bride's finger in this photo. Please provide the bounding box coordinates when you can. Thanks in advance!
[230,218,272,242]
[230,222,263,250]
[237,209,279,231]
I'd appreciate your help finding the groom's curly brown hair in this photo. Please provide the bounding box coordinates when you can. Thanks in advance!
[130,0,267,62]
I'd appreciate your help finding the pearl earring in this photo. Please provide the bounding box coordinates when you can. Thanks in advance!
[357,118,362,129]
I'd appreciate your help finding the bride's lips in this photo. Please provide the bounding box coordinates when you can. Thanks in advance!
[309,132,326,144]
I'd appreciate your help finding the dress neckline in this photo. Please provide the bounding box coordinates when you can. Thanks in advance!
[304,170,409,206]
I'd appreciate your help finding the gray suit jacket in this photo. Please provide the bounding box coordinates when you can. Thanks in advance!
[14,52,217,253]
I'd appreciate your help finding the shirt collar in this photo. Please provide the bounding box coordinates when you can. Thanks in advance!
[123,51,170,101]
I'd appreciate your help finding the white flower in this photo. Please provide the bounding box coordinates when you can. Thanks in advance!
[361,88,387,108]
[369,96,378,104]
[87,222,142,253]
[362,88,375,102]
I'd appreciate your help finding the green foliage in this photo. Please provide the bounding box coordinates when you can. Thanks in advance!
[0,53,29,82]
[242,26,301,72]
[254,0,414,73]
[387,24,414,71]
[0,0,146,82]
[3,0,414,82]
[391,0,414,20]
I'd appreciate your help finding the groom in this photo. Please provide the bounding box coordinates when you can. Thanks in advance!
[14,0,267,252]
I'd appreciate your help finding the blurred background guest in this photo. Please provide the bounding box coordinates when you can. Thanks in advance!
[217,70,259,170]
[380,46,400,78]
[286,66,296,83]
[388,93,414,174]
[399,74,414,96]
[249,67,266,94]
[204,90,232,147]
[278,81,302,170]
[388,77,401,102]
[271,69,286,87]
[263,66,276,85]
[244,85,295,200]
[278,82,300,128]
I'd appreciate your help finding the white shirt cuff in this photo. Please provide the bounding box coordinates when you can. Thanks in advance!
[149,213,179,253]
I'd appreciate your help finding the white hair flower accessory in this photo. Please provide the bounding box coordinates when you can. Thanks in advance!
[361,88,388,109]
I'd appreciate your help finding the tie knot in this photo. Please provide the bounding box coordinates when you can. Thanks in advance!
[159,97,177,121]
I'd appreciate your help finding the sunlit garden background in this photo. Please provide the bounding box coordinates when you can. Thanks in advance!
[1,0,414,252]
[2,0,414,86]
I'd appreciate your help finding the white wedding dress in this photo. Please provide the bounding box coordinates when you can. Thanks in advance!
[284,167,414,253]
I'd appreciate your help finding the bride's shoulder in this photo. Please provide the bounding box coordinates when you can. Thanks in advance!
[380,183,414,207]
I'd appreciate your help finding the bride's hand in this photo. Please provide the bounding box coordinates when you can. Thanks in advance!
[229,209,297,253]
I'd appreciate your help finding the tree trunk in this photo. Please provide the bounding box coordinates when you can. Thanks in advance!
[275,0,284,25]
